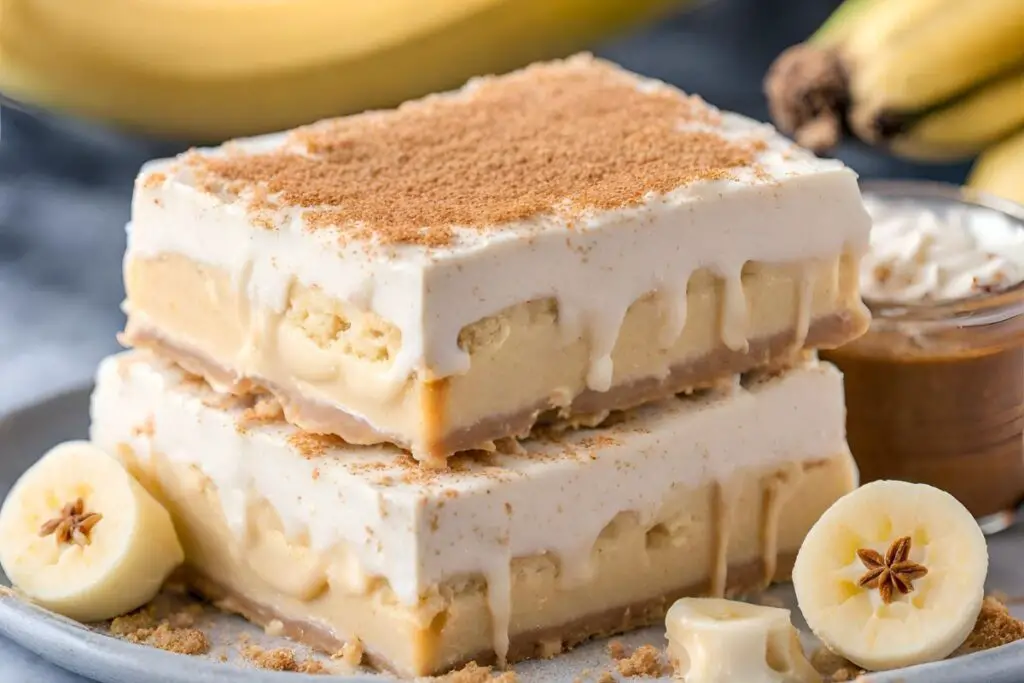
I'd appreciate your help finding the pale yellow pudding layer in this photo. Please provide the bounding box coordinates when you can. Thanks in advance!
[146,452,849,677]
[123,251,866,463]
[90,352,856,677]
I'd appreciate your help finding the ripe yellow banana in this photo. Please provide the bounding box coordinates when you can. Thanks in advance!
[968,129,1024,206]
[0,0,684,140]
[765,0,1024,163]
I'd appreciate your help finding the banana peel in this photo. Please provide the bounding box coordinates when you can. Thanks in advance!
[0,0,686,141]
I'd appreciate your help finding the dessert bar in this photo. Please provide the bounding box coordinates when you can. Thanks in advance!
[121,55,871,465]
[90,351,857,677]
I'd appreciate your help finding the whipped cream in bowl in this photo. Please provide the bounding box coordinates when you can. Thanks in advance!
[860,191,1024,305]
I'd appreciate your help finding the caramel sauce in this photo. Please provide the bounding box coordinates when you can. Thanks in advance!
[824,322,1024,518]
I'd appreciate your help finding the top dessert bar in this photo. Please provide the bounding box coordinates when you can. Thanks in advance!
[122,54,872,466]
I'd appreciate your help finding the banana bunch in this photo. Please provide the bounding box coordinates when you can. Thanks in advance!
[764,0,1024,205]
[0,0,685,141]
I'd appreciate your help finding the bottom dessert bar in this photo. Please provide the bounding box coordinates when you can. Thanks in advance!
[89,352,857,678]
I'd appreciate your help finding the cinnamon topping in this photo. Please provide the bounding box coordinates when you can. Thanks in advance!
[175,55,768,248]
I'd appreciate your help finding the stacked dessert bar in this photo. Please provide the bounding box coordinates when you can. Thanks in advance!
[89,55,872,677]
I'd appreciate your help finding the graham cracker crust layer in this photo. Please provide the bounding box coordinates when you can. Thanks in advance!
[182,553,797,677]
[125,310,860,461]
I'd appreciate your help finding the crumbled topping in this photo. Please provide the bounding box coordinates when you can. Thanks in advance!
[141,172,167,189]
[236,395,284,432]
[331,639,365,668]
[955,596,1024,654]
[124,622,210,656]
[432,661,518,682]
[286,432,347,459]
[242,645,326,674]
[176,55,766,248]
[110,608,156,636]
[107,594,213,657]
[618,645,668,677]
[608,642,669,678]
[607,641,627,660]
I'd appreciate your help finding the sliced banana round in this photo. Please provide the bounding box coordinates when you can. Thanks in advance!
[666,597,821,683]
[793,479,987,671]
[0,440,184,622]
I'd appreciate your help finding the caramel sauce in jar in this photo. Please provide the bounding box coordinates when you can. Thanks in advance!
[824,182,1024,526]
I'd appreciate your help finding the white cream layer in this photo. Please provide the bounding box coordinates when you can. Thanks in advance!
[90,351,849,661]
[127,59,871,391]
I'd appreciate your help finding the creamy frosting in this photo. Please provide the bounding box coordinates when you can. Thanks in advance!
[90,351,850,662]
[126,69,870,391]
[861,196,1024,303]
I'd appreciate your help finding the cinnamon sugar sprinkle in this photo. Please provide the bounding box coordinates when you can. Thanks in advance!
[175,55,767,248]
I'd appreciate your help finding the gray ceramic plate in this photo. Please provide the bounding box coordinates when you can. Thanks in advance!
[1,387,1024,683]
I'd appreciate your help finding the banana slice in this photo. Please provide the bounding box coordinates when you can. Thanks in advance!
[792,480,988,671]
[0,441,184,622]
[665,598,821,683]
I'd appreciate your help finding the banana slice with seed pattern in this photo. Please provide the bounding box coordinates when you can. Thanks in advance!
[0,441,184,622]
[793,480,987,671]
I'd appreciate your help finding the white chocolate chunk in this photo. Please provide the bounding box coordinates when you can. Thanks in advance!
[666,598,820,683]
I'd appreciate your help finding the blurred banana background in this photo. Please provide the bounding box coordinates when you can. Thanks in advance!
[0,0,688,141]
[765,0,1024,205]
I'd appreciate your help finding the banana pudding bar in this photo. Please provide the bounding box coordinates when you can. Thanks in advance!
[121,54,872,465]
[90,351,857,677]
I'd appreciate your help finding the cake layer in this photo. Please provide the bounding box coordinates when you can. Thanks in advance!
[124,254,866,463]
[90,351,856,676]
[122,54,871,463]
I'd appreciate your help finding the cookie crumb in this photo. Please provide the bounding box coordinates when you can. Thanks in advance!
[110,608,155,636]
[331,638,365,668]
[956,596,1024,655]
[607,641,627,660]
[264,619,285,637]
[126,623,210,656]
[242,645,325,674]
[432,661,518,682]
[614,644,667,678]
[236,395,284,432]
[597,672,616,683]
